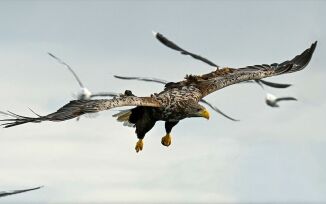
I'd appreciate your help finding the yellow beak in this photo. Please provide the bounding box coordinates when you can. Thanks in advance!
[199,109,210,120]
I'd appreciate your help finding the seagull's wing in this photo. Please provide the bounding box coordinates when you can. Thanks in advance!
[0,97,161,128]
[114,75,169,85]
[48,53,85,88]
[199,99,239,121]
[275,97,297,102]
[256,79,292,88]
[90,92,121,98]
[0,186,43,197]
[154,32,219,68]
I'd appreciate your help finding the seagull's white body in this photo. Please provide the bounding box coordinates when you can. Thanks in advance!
[48,53,120,120]
[78,87,92,100]
[265,93,297,107]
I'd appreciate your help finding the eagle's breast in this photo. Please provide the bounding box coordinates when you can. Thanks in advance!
[153,85,202,121]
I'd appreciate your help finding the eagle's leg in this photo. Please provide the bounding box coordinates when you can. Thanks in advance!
[135,114,156,153]
[161,121,179,147]
[135,139,143,153]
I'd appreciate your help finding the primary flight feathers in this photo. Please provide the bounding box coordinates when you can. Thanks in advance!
[0,36,317,152]
[1,96,160,128]
[153,32,294,89]
[1,40,316,128]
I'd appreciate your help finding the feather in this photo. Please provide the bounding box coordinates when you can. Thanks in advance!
[0,97,161,128]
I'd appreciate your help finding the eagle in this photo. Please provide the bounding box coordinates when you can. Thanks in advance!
[0,39,317,153]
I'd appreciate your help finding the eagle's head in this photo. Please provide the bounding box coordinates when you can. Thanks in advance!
[185,101,210,120]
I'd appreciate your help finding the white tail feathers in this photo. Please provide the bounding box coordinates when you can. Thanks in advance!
[112,109,135,127]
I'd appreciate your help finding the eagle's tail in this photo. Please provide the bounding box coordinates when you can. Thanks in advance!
[112,109,135,127]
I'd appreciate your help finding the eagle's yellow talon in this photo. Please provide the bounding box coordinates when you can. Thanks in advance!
[161,134,172,147]
[135,139,143,153]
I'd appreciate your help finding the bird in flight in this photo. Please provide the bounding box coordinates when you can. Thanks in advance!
[265,93,297,107]
[0,186,43,198]
[112,32,295,121]
[1,39,317,153]
[48,53,118,100]
[48,53,119,120]
[153,31,293,89]
[114,75,240,121]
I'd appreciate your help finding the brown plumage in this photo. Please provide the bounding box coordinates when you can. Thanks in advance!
[0,40,317,152]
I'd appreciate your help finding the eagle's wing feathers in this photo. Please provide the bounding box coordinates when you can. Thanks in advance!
[114,74,240,121]
[0,97,161,128]
[199,41,317,97]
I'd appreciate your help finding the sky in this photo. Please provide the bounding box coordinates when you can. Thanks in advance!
[0,1,325,203]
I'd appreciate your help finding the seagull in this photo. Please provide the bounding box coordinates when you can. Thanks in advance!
[48,53,120,120]
[265,93,297,107]
[0,186,43,198]
[114,75,240,121]
[48,53,118,100]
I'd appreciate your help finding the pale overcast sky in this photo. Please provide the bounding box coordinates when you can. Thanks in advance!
[0,1,325,203]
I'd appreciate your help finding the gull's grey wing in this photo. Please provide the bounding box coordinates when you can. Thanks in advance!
[0,186,43,198]
[275,97,297,102]
[90,92,121,98]
[255,79,292,88]
[154,32,219,68]
[114,75,169,85]
[114,75,239,121]
[199,99,239,121]
[48,53,85,88]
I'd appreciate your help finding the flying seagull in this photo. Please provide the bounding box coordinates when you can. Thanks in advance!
[48,53,118,100]
[0,186,43,198]
[265,93,297,107]
[1,41,317,153]
[48,53,120,120]
[153,31,293,89]
[114,75,239,121]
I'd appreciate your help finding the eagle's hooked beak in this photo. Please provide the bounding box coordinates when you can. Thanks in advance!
[199,109,210,120]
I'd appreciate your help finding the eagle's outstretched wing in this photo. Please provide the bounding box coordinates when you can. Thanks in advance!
[154,32,294,89]
[0,97,161,128]
[0,186,43,197]
[198,41,317,97]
